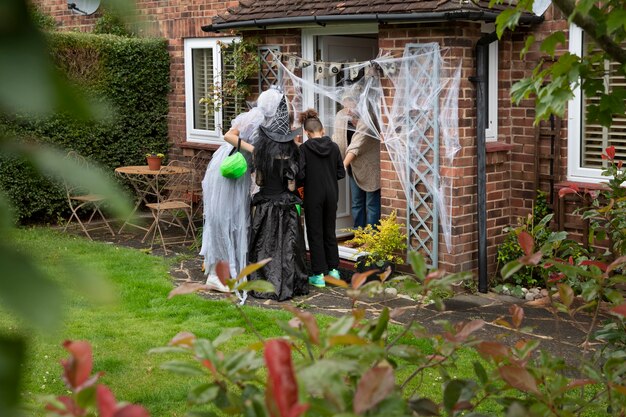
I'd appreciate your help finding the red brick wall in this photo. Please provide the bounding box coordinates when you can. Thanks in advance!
[379,23,482,274]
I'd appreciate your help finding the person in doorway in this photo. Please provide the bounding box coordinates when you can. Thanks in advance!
[332,93,381,228]
[299,109,346,287]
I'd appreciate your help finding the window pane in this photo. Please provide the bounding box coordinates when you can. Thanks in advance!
[192,48,215,131]
[220,44,246,132]
[581,36,626,167]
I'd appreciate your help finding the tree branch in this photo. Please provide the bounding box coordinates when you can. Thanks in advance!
[551,0,626,65]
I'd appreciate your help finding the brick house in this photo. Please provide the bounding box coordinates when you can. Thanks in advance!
[34,0,603,289]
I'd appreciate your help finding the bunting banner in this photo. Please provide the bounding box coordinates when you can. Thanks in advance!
[271,52,396,81]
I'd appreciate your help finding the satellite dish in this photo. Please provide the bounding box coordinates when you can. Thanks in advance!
[532,0,550,16]
[67,0,100,15]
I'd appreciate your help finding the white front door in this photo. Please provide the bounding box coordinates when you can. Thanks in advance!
[316,35,378,236]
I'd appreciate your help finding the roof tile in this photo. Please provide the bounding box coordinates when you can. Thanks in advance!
[210,0,510,25]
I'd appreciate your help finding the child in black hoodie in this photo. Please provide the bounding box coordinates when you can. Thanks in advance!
[299,109,346,287]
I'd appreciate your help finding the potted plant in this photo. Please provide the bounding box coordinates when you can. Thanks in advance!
[146,152,165,170]
[347,210,407,274]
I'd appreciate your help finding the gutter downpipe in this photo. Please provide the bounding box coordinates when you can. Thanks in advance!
[202,11,543,32]
[472,31,498,293]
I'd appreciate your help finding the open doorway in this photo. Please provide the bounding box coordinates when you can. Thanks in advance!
[301,30,378,259]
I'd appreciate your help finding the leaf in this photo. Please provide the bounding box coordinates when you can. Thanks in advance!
[61,340,94,390]
[168,332,196,347]
[328,335,369,347]
[610,303,626,318]
[518,232,535,256]
[501,260,523,280]
[498,365,539,394]
[188,383,220,405]
[521,35,535,58]
[327,315,356,337]
[352,269,378,289]
[284,306,320,345]
[454,320,485,342]
[236,258,272,281]
[215,261,231,284]
[476,341,510,363]
[167,283,210,299]
[540,32,566,57]
[408,397,439,416]
[238,279,276,294]
[562,379,596,392]
[160,360,205,376]
[408,251,427,280]
[509,304,524,329]
[0,242,63,331]
[353,366,395,414]
[324,276,349,287]
[473,361,488,385]
[96,385,118,417]
[113,404,151,417]
[443,379,474,413]
[0,336,25,417]
[606,255,626,274]
[495,8,521,38]
[264,339,308,417]
[299,359,360,398]
[607,9,626,34]
[371,308,390,342]
[558,187,578,198]
[213,327,245,347]
[519,251,543,266]
[557,283,575,308]
[580,260,608,272]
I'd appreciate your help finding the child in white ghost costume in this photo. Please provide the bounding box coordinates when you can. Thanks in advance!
[199,88,285,302]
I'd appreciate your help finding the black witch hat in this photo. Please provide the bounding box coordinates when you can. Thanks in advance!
[258,95,301,143]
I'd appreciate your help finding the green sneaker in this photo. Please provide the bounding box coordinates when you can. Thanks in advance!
[308,274,326,288]
[328,269,341,279]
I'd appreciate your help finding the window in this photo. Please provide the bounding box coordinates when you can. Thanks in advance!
[486,40,499,142]
[184,37,239,144]
[568,25,626,181]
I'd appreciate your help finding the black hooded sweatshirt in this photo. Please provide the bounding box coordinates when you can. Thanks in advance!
[299,136,346,205]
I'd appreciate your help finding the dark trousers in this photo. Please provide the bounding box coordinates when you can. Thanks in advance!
[305,197,339,275]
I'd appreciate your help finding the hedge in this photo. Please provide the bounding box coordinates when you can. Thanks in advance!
[0,32,170,222]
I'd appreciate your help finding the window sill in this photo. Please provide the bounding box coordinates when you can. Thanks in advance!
[180,142,221,152]
[485,142,514,153]
[555,180,608,192]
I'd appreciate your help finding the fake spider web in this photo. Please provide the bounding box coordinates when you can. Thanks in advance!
[269,44,461,265]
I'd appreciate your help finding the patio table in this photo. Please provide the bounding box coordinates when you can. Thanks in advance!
[114,165,191,233]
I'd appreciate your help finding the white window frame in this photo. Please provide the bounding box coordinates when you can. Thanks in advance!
[486,40,499,142]
[567,25,605,182]
[184,36,238,144]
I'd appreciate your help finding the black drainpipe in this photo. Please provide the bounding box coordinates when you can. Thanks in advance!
[471,31,498,293]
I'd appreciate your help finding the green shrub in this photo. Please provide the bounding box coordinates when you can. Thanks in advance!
[0,32,170,222]
[496,191,567,288]
[348,210,407,268]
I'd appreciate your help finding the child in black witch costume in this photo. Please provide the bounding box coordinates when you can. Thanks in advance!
[245,95,309,301]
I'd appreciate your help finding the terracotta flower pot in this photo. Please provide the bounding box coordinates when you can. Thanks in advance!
[146,156,162,170]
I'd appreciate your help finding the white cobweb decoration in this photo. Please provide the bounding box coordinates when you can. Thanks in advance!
[269,44,461,258]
